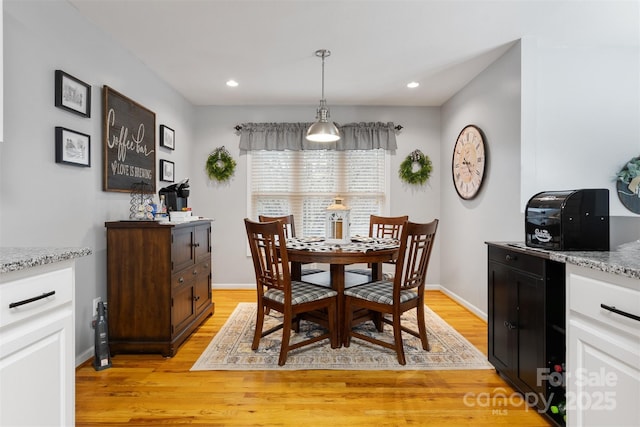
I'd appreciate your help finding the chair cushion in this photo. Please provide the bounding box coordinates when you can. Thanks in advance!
[344,280,417,305]
[265,281,337,305]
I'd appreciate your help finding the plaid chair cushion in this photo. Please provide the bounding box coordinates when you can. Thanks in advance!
[344,280,417,305]
[265,281,337,305]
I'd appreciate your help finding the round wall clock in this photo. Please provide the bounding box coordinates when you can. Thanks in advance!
[615,156,640,214]
[452,124,487,200]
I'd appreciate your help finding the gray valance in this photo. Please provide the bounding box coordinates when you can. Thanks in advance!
[238,122,398,151]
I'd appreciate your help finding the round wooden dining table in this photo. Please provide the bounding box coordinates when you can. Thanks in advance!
[287,244,399,345]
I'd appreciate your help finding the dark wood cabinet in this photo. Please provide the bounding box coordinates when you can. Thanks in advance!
[487,244,566,426]
[106,220,214,357]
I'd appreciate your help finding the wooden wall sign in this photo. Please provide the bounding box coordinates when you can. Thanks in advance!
[103,86,156,193]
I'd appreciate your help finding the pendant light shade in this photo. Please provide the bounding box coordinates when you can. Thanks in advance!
[306,49,340,143]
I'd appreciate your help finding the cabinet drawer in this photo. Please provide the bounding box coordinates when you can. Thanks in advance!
[172,261,210,289]
[569,270,640,338]
[0,267,73,329]
[488,246,545,276]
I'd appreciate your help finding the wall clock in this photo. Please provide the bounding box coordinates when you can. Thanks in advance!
[452,124,486,200]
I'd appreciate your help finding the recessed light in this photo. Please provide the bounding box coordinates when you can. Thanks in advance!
[226,80,239,87]
[407,81,420,89]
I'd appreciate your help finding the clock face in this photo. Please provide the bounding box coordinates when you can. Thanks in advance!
[452,125,486,200]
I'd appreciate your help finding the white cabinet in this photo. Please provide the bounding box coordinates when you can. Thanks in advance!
[0,262,76,426]
[566,264,640,427]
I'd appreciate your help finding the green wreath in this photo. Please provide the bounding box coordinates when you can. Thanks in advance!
[399,149,432,185]
[206,146,237,182]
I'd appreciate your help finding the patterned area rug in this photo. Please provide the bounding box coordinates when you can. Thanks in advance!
[191,303,493,371]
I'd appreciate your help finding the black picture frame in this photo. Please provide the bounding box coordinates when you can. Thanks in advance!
[103,86,156,193]
[55,70,91,118]
[160,159,175,182]
[55,127,91,167]
[160,125,175,150]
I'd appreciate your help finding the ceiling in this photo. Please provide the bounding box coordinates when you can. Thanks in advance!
[68,0,638,107]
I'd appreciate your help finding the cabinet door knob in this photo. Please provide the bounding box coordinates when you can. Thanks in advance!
[178,277,184,283]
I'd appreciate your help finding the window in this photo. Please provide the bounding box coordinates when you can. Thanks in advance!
[249,149,389,237]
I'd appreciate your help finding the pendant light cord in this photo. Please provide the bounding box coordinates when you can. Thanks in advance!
[321,51,326,101]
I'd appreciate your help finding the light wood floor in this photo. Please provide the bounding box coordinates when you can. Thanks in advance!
[76,290,551,426]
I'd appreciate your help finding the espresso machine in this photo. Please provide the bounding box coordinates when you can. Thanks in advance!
[159,178,190,211]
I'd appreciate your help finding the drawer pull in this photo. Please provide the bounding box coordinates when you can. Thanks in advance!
[178,277,184,283]
[600,304,640,322]
[9,290,56,309]
[505,254,517,262]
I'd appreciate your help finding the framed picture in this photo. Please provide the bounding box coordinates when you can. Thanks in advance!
[55,127,91,167]
[160,125,175,149]
[103,86,156,193]
[55,70,91,118]
[160,159,175,182]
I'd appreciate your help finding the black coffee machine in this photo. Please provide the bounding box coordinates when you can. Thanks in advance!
[159,178,190,211]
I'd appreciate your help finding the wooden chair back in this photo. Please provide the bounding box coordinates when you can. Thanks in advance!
[393,219,439,295]
[258,214,296,238]
[369,215,409,240]
[245,218,291,299]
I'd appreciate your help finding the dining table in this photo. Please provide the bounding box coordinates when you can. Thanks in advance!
[286,237,400,345]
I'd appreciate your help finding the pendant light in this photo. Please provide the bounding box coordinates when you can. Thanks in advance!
[306,49,341,142]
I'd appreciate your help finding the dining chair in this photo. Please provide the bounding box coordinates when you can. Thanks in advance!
[259,214,326,277]
[258,214,296,238]
[344,219,439,365]
[347,214,409,279]
[244,218,338,366]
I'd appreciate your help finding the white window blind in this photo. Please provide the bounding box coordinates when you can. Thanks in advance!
[249,149,388,237]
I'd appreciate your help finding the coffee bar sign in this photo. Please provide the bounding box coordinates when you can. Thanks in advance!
[103,86,156,193]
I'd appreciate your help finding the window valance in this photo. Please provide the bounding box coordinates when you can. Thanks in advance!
[238,122,398,151]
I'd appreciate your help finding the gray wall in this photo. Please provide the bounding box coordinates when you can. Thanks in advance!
[440,42,524,318]
[1,0,196,364]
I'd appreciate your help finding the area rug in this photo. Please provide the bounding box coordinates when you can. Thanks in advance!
[191,303,493,371]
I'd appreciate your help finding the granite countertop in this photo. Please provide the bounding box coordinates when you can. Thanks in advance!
[0,247,92,274]
[488,241,640,281]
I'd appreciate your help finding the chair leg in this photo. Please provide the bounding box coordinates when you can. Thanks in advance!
[392,314,406,365]
[416,303,430,351]
[278,314,293,366]
[252,304,265,350]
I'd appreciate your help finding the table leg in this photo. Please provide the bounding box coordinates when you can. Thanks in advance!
[371,262,383,281]
[291,262,302,281]
[330,264,346,345]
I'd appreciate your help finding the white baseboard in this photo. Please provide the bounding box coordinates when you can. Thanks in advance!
[428,284,487,322]
[214,283,254,290]
[76,348,93,367]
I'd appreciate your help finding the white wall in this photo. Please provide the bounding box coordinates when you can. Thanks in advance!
[0,0,196,363]
[521,37,640,218]
[440,43,524,318]
[191,106,442,287]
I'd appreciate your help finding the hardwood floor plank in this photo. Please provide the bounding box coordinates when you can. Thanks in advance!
[75,290,550,426]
